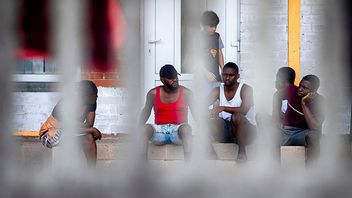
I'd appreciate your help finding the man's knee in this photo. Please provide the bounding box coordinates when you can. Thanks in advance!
[83,133,95,145]
[178,124,192,138]
[144,124,154,138]
[231,113,245,126]
[305,130,321,146]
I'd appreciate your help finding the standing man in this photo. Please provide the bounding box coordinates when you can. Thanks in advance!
[279,75,325,163]
[200,10,225,89]
[139,64,195,161]
[208,62,257,163]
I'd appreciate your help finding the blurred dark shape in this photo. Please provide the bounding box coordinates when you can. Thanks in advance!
[17,0,125,71]
[345,0,352,97]
[87,0,125,71]
[17,0,50,58]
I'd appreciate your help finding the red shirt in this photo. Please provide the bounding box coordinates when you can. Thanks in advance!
[154,86,188,124]
[282,84,324,129]
[282,84,306,127]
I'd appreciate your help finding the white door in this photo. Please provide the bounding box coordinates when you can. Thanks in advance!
[142,0,239,122]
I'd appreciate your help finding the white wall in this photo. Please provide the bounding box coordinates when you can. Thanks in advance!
[300,0,326,78]
[13,0,350,134]
[12,92,60,131]
[239,0,350,134]
[13,87,128,134]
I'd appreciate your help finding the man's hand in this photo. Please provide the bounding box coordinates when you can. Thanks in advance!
[211,106,224,118]
[91,128,102,140]
[302,92,316,105]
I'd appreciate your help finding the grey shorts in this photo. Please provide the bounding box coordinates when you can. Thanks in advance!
[280,126,309,146]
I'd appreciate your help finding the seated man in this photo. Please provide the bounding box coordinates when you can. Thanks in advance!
[208,62,257,163]
[279,75,325,163]
[39,80,102,166]
[139,64,195,161]
[272,67,296,123]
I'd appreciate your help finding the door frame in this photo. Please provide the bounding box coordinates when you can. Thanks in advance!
[141,0,241,98]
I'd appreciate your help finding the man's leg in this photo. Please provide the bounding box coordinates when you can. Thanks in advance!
[210,118,237,159]
[231,112,251,162]
[210,117,228,142]
[178,124,192,161]
[207,117,226,159]
[141,124,154,160]
[82,133,97,167]
[305,130,321,165]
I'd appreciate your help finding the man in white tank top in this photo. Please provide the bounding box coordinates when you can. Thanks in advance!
[208,62,256,163]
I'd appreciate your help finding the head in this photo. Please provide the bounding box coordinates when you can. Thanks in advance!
[79,80,98,105]
[275,67,296,90]
[222,62,240,87]
[159,64,180,91]
[298,75,320,97]
[201,11,219,34]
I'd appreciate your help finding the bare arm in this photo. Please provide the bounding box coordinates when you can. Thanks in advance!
[139,89,155,125]
[85,111,95,128]
[219,49,224,71]
[202,49,224,82]
[82,127,102,140]
[83,108,102,139]
[207,87,220,106]
[301,93,324,130]
[202,66,217,81]
[272,91,285,123]
[184,88,199,123]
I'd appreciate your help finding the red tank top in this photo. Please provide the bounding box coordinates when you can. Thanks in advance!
[154,86,188,124]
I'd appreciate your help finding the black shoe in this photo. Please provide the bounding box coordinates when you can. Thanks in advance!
[236,151,247,163]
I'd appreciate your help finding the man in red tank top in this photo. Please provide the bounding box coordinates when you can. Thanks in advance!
[139,64,195,161]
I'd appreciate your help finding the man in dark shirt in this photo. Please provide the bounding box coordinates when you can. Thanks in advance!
[39,80,102,166]
[200,11,225,90]
[279,75,325,162]
[272,67,296,124]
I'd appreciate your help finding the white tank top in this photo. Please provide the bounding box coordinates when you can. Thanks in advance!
[218,83,256,125]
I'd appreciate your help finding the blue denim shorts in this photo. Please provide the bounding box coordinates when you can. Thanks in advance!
[150,124,183,145]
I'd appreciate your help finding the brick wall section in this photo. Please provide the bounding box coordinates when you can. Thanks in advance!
[13,1,350,134]
[240,0,288,83]
[301,1,350,133]
[239,0,288,114]
[12,92,60,131]
[94,87,128,134]
[13,87,128,134]
[240,1,349,133]
[300,0,327,78]
[239,0,329,82]
[81,70,121,87]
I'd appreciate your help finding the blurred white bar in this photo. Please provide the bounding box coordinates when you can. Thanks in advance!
[12,74,62,82]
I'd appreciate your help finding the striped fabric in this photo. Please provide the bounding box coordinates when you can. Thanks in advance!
[40,128,62,148]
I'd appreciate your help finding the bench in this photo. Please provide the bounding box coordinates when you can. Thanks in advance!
[280,146,306,169]
[14,131,51,170]
[14,131,352,169]
[14,130,40,138]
